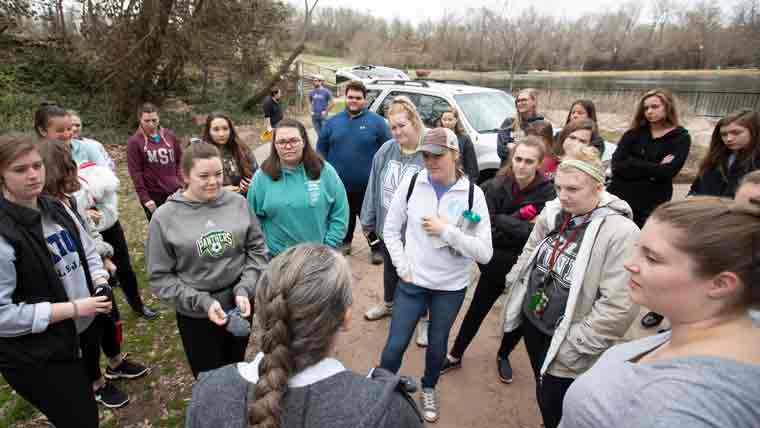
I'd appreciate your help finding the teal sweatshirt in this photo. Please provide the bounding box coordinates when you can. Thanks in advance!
[247,162,349,256]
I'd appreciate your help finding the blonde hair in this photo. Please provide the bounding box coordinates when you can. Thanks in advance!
[558,145,604,185]
[513,88,539,131]
[388,96,424,132]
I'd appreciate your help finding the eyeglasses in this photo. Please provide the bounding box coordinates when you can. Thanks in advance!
[275,137,303,147]
[346,96,364,101]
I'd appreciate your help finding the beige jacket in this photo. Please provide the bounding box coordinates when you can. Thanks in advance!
[500,192,640,379]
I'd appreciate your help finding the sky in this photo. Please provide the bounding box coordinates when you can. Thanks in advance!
[316,0,631,24]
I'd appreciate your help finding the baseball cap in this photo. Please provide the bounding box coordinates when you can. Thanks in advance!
[313,74,325,81]
[419,128,459,155]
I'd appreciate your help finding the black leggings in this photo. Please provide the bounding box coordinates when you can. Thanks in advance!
[450,249,517,359]
[100,297,122,359]
[101,220,145,314]
[80,316,107,383]
[176,312,250,379]
[522,318,574,428]
[380,240,399,304]
[2,359,98,428]
[344,191,365,245]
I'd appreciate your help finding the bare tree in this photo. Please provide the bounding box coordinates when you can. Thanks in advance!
[494,3,541,91]
[243,0,320,111]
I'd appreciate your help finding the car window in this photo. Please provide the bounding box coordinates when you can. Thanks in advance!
[366,89,382,109]
[377,91,451,127]
[454,92,517,133]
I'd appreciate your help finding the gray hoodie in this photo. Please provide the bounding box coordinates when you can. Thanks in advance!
[360,139,424,240]
[147,190,269,318]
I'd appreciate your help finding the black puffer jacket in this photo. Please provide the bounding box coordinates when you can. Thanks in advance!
[608,126,691,227]
[482,173,556,253]
[689,157,760,197]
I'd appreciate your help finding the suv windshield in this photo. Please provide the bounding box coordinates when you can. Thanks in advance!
[454,92,516,133]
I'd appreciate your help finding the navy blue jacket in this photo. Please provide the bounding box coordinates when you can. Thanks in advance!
[317,109,392,193]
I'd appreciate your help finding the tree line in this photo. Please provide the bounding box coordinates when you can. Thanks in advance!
[308,0,760,74]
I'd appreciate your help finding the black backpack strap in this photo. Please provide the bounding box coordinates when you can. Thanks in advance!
[368,368,424,423]
[406,172,419,204]
[468,180,474,211]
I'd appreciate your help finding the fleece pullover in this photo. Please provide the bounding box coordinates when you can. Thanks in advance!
[147,190,269,318]
[126,127,183,205]
[247,163,349,257]
[317,109,392,193]
[186,354,423,428]
[608,126,691,225]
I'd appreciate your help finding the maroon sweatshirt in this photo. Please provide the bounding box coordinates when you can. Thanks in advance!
[127,127,183,205]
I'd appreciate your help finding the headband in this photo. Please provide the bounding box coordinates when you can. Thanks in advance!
[561,159,605,184]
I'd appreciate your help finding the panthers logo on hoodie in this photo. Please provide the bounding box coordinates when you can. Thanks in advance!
[196,230,235,258]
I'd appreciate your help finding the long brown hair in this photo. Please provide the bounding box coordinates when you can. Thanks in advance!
[201,112,255,179]
[650,197,760,306]
[249,244,353,428]
[630,88,681,130]
[555,118,600,158]
[261,119,324,181]
[525,120,554,157]
[564,99,598,125]
[698,109,760,179]
[38,140,80,199]
[438,107,465,136]
[496,135,547,177]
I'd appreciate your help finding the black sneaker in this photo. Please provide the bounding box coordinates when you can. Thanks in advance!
[641,311,664,328]
[497,357,513,384]
[94,382,130,408]
[440,357,462,375]
[140,306,160,320]
[105,356,149,380]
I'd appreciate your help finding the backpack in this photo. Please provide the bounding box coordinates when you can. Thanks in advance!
[406,172,474,211]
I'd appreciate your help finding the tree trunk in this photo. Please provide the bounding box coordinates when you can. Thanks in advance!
[242,42,305,111]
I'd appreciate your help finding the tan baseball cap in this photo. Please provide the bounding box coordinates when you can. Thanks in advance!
[419,128,459,154]
[313,74,325,81]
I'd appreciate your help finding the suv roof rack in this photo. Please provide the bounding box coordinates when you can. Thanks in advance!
[369,79,429,87]
[415,79,471,85]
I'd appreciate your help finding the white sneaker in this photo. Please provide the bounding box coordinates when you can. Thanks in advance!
[364,304,392,321]
[416,319,429,347]
[420,387,439,422]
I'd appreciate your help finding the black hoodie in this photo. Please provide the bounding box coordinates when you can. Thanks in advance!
[481,173,556,253]
[608,126,691,227]
[689,157,760,197]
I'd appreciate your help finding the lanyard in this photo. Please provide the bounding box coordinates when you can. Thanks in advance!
[547,213,589,272]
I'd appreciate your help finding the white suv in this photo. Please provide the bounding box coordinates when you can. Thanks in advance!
[364,80,516,182]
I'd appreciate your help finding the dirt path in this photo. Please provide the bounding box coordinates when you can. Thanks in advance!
[244,128,684,428]
[334,240,542,428]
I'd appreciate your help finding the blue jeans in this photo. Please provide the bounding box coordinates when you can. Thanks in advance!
[379,281,467,388]
[312,113,325,136]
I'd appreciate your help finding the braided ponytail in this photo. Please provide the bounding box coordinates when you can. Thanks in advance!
[248,244,353,428]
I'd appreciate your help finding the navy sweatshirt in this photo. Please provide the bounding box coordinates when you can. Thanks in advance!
[317,109,392,193]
